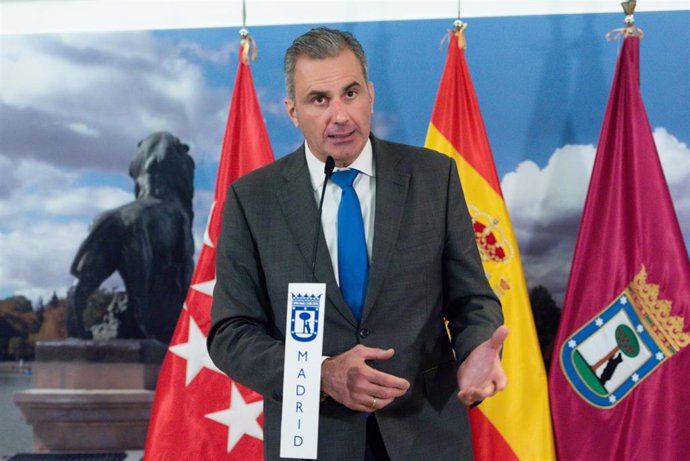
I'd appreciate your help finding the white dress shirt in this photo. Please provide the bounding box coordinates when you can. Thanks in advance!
[305,140,376,286]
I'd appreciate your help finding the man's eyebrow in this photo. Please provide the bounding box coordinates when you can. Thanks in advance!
[343,81,361,91]
[305,89,328,99]
[304,81,362,100]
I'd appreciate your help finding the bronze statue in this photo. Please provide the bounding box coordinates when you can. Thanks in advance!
[68,132,195,344]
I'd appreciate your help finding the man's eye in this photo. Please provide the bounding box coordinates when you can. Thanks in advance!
[313,96,326,105]
[346,90,357,98]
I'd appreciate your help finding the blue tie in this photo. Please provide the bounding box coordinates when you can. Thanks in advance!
[330,169,368,322]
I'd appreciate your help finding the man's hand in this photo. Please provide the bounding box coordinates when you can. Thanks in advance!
[456,325,509,406]
[321,344,410,412]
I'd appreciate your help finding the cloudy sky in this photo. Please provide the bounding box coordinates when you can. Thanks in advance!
[1,11,688,305]
[0,31,229,301]
[503,129,690,303]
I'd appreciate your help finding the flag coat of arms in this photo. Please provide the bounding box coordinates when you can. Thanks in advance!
[425,26,555,461]
[549,32,690,460]
[145,42,273,460]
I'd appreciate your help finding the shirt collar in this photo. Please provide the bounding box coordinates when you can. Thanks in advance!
[304,139,374,191]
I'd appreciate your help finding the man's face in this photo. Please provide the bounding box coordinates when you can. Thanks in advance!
[285,49,375,168]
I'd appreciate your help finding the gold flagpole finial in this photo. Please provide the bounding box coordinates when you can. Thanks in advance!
[606,1,643,41]
[239,0,258,64]
[239,28,258,64]
[622,1,637,26]
[452,18,468,50]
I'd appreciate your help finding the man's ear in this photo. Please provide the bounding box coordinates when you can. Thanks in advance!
[284,98,299,127]
[368,81,375,113]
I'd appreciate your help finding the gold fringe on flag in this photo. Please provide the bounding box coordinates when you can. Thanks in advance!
[240,28,258,64]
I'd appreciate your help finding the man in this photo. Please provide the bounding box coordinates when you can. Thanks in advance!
[208,27,507,460]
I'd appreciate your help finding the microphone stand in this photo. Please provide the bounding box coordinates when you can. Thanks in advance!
[311,156,335,282]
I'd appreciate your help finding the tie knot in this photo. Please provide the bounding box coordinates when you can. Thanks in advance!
[331,169,359,188]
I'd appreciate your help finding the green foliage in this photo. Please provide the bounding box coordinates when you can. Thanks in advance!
[0,294,54,360]
[2,330,34,361]
[4,295,32,313]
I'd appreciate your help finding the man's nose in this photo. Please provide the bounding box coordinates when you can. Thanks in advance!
[329,99,349,124]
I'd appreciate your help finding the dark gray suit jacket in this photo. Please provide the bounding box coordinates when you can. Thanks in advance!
[208,136,503,460]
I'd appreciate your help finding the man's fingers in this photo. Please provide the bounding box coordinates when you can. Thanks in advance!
[322,344,410,412]
[359,377,409,399]
[353,345,410,391]
[368,396,394,411]
[480,382,496,397]
[488,325,509,350]
[349,367,410,398]
[369,368,410,391]
[352,395,394,413]
[357,345,396,361]
[494,373,508,391]
[457,388,479,406]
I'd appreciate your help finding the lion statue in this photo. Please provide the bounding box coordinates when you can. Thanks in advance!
[67,131,195,344]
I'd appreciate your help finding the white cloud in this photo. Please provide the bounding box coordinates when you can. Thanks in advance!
[0,220,88,301]
[655,128,690,229]
[43,186,132,216]
[65,121,100,138]
[14,157,76,188]
[503,127,690,305]
[177,40,237,65]
[0,153,132,301]
[0,32,232,171]
[503,143,596,226]
[0,155,132,221]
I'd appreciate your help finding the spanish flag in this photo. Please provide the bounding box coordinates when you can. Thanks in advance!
[425,25,555,461]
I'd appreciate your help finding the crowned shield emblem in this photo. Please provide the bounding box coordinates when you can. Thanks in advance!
[561,266,689,408]
[290,293,321,343]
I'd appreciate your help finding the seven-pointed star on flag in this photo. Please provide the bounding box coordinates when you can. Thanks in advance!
[206,382,264,453]
[169,313,224,385]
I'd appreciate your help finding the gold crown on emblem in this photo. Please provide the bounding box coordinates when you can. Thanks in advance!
[627,265,690,357]
[468,205,513,264]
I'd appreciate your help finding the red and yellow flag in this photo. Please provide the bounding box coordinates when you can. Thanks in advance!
[145,38,273,460]
[425,27,555,461]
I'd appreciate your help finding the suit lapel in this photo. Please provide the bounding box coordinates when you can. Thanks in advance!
[362,137,410,322]
[276,147,357,327]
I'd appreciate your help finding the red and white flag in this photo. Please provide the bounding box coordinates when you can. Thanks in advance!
[145,40,274,460]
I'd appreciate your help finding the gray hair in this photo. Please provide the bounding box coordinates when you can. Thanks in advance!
[284,27,368,101]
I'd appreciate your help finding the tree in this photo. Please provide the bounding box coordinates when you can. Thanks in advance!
[529,285,561,371]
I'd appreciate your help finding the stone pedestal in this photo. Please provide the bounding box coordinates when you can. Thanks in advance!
[14,339,166,452]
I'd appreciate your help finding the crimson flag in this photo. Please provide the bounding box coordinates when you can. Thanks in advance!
[145,43,274,459]
[549,35,690,460]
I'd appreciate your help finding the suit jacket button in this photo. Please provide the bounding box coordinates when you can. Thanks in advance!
[358,328,369,338]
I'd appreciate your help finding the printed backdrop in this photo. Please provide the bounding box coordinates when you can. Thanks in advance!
[1,10,688,307]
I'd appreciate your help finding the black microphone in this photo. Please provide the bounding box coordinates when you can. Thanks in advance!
[311,156,335,282]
